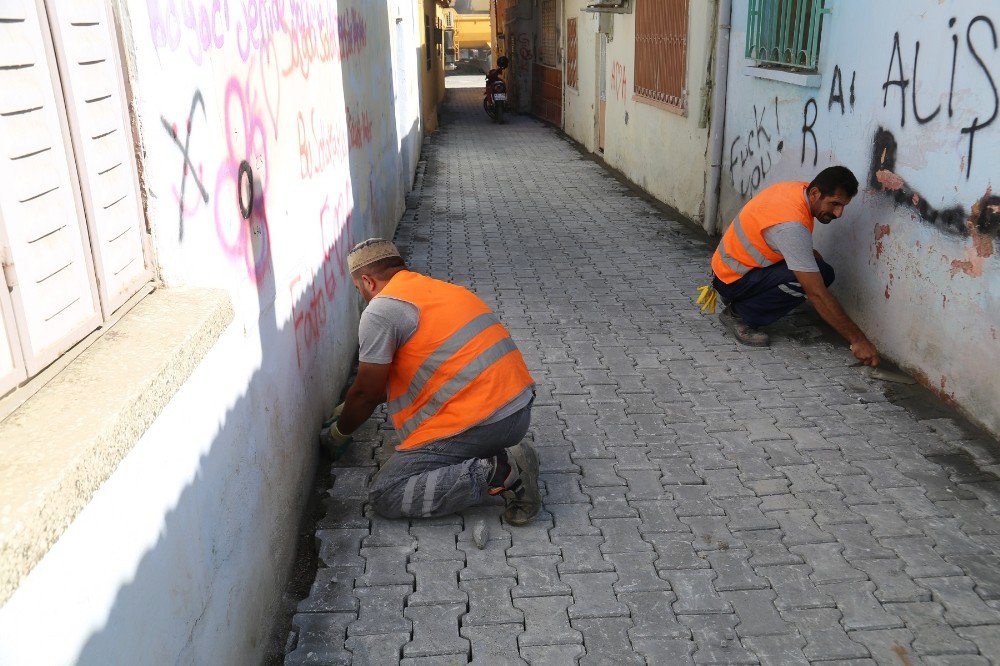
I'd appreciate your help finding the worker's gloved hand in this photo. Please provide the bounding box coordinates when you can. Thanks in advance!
[320,418,352,460]
[322,402,346,429]
[850,340,880,367]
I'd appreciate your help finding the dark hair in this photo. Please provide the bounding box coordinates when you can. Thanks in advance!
[353,256,406,280]
[808,166,859,198]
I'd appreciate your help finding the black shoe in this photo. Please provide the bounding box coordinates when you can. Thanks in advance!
[719,306,770,346]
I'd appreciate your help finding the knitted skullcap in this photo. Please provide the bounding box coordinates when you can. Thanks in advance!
[347,238,402,274]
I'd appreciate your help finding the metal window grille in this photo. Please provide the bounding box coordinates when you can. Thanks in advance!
[566,18,579,89]
[539,0,558,67]
[634,0,688,109]
[746,0,828,71]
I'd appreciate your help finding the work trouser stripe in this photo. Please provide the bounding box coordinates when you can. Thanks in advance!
[401,475,419,516]
[421,468,442,517]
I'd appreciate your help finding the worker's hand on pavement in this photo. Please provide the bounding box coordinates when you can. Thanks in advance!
[850,339,880,367]
[322,402,346,429]
[320,418,352,459]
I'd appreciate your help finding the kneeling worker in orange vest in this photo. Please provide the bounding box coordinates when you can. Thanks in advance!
[322,238,542,524]
[711,166,880,367]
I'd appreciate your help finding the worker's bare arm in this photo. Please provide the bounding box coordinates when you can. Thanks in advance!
[794,270,880,366]
[338,362,391,434]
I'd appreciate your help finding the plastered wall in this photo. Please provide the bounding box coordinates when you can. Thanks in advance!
[0,1,426,663]
[721,1,1000,435]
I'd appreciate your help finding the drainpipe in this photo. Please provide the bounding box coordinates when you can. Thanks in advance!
[703,0,732,236]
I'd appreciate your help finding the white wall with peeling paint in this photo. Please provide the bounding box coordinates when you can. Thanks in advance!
[721,1,1000,435]
[0,1,426,664]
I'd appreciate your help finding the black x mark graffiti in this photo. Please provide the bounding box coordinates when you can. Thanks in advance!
[162,90,208,240]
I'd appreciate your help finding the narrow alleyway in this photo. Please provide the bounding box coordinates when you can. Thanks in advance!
[283,82,1000,665]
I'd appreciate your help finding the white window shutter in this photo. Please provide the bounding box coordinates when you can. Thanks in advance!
[0,0,102,375]
[44,0,151,316]
[0,276,27,396]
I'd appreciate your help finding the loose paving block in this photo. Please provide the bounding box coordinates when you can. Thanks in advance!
[348,585,411,637]
[555,534,615,574]
[884,601,978,656]
[514,595,584,647]
[707,549,769,591]
[742,634,809,666]
[344,632,409,665]
[573,617,644,665]
[316,529,367,568]
[402,603,469,658]
[724,589,792,637]
[681,614,760,664]
[297,566,362,613]
[605,551,672,593]
[918,576,1000,627]
[818,581,903,631]
[562,571,630,619]
[407,560,467,606]
[286,613,355,665]
[665,569,733,615]
[510,555,573,598]
[780,608,869,661]
[462,623,527,666]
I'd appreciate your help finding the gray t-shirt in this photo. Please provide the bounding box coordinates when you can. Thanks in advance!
[762,222,819,272]
[359,296,533,426]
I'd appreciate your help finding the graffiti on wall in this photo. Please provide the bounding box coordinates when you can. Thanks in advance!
[729,97,784,199]
[162,90,210,239]
[611,61,628,102]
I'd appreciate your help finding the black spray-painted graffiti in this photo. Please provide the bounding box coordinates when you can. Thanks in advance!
[869,126,1000,241]
[882,16,998,178]
[162,90,209,240]
[828,64,856,114]
[729,97,784,199]
[802,65,858,167]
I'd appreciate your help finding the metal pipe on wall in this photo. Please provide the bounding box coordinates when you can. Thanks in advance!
[703,0,732,236]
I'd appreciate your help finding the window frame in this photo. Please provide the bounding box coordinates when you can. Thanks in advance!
[745,0,828,72]
[633,0,690,114]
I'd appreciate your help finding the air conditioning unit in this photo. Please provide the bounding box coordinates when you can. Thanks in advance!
[582,0,631,13]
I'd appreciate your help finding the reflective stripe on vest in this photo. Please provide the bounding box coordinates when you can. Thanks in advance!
[395,336,518,440]
[386,311,500,415]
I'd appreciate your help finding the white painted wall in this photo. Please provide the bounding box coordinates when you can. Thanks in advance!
[721,1,1000,435]
[0,0,425,663]
[561,1,715,222]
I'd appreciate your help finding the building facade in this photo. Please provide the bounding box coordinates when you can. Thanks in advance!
[0,1,443,663]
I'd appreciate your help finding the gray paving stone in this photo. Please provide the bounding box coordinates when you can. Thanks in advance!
[462,577,523,626]
[344,632,408,664]
[717,497,781,532]
[849,629,920,666]
[826,522,896,560]
[554,534,615,574]
[586,486,639,519]
[348,585,411,637]
[708,549,769,591]
[621,589,689,639]
[286,613,355,665]
[407,560,466,606]
[562,571,630,619]
[955,625,1000,662]
[769,509,836,546]
[780,608,869,661]
[507,510,560,558]
[880,537,965,578]
[681,614,760,664]
[944,553,1000,600]
[462,623,527,666]
[647,532,711,570]
[757,564,834,611]
[357,546,415,587]
[573,617,644,665]
[884,602,978,656]
[541,473,591,504]
[548,502,601,537]
[682,515,745,551]
[594,517,653,553]
[818,581,904,631]
[297,566,362,613]
[520,644,584,665]
[606,551,672,593]
[917,576,1000,627]
[665,569,733,615]
[409,525,463,562]
[513,595,584,647]
[619,468,668,499]
[742,634,809,666]
[724,589,793,637]
[363,516,415,548]
[316,529,368,568]
[317,495,370,530]
[854,559,932,603]
[789,543,866,584]
[402,603,468,658]
[510,554,573,598]
[460,536,517,580]
[631,499,689,533]
[922,656,990,665]
[854,504,924,539]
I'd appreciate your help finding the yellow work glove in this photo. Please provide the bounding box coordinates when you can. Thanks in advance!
[320,418,352,460]
[696,285,719,314]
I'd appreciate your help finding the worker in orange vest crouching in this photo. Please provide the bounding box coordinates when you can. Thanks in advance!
[710,166,880,367]
[322,238,541,525]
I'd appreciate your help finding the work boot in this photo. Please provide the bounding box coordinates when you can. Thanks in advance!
[719,306,770,347]
[489,440,541,526]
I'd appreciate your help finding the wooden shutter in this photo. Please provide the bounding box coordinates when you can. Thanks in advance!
[539,0,557,67]
[566,18,578,89]
[46,0,151,316]
[0,284,26,396]
[635,0,688,109]
[0,0,102,375]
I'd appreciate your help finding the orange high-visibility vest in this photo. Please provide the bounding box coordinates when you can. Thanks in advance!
[377,271,535,450]
[711,181,815,284]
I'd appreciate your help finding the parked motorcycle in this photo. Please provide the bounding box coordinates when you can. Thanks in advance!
[483,56,509,124]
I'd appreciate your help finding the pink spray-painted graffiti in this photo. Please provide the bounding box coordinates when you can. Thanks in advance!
[611,61,628,102]
[291,186,355,367]
[297,105,373,179]
[214,76,272,285]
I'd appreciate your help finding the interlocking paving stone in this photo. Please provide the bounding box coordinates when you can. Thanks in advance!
[402,603,469,658]
[278,84,1000,666]
[286,613,355,665]
[461,623,527,666]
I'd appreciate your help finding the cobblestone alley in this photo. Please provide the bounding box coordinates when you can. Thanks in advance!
[282,82,1000,665]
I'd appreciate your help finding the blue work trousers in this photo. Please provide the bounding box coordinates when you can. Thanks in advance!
[712,259,835,328]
